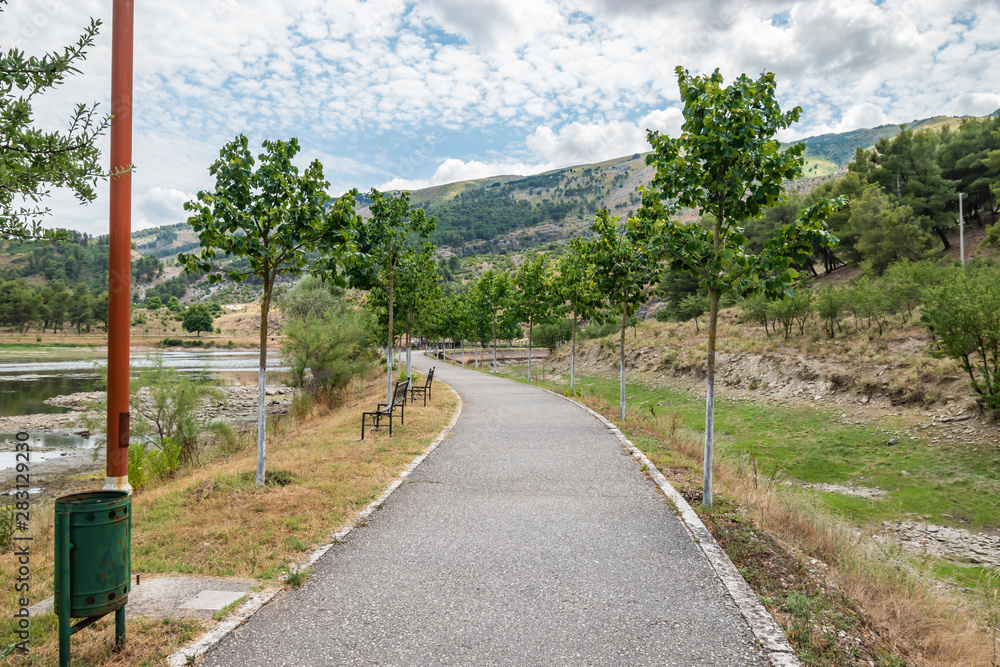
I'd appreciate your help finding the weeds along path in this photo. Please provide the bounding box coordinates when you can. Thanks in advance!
[202,352,773,666]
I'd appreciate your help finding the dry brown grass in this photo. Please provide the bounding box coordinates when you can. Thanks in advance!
[0,372,458,666]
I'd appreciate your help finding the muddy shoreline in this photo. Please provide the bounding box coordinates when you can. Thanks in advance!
[1,385,294,501]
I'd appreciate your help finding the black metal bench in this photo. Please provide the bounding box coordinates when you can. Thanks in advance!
[409,367,434,406]
[361,380,407,440]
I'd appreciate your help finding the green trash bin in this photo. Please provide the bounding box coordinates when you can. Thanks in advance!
[55,490,131,666]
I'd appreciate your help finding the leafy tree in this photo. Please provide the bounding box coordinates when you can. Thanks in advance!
[132,254,163,283]
[816,287,843,338]
[849,184,930,275]
[352,189,434,403]
[145,296,163,311]
[378,244,441,384]
[44,283,71,332]
[554,240,601,394]
[580,210,658,419]
[179,135,358,486]
[641,66,841,506]
[922,266,1000,413]
[92,291,108,330]
[166,296,182,313]
[469,269,515,373]
[0,278,36,333]
[532,319,573,353]
[865,128,957,248]
[512,254,553,383]
[181,304,214,336]
[70,285,94,333]
[0,1,109,241]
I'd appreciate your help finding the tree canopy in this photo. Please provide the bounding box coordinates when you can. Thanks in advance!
[0,1,109,241]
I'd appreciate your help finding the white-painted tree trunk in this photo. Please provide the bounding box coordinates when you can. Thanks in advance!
[571,317,577,395]
[619,308,626,421]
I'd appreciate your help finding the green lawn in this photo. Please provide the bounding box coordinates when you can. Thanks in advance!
[501,367,1000,531]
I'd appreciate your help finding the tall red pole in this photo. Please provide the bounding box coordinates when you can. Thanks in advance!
[106,0,134,492]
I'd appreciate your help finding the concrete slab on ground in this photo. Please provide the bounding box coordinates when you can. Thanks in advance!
[29,576,256,620]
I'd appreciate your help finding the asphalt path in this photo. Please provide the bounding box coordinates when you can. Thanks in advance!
[202,354,766,666]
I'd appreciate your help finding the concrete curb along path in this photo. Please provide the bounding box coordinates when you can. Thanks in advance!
[547,389,800,667]
[165,386,464,667]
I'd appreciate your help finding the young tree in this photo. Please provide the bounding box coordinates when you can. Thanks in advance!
[385,245,442,385]
[181,304,214,337]
[351,190,434,404]
[581,210,659,420]
[469,269,515,373]
[512,254,553,383]
[922,266,1000,414]
[0,1,109,241]
[641,67,841,506]
[179,135,358,486]
[554,240,601,394]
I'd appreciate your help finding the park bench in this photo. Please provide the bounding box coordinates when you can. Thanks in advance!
[361,380,408,440]
[409,367,434,406]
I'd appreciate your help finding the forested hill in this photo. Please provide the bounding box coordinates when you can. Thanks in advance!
[409,153,651,255]
[401,111,998,255]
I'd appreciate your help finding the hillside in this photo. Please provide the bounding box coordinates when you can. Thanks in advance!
[402,111,994,256]
[13,108,992,288]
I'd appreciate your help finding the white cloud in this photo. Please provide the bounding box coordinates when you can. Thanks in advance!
[4,0,998,232]
[136,187,192,229]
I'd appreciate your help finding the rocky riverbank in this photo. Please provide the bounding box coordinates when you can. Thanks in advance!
[1,386,296,500]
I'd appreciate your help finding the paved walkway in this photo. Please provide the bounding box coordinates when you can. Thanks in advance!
[202,355,767,666]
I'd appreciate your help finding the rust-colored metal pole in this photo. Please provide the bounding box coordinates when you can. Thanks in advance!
[105,0,134,492]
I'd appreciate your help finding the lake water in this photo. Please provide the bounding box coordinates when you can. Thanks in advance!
[0,349,288,467]
[0,349,287,419]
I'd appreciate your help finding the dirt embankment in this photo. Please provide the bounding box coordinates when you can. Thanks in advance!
[548,330,993,449]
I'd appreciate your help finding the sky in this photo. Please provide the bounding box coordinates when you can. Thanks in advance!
[4,0,999,236]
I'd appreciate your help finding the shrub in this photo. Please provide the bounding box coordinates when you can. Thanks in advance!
[580,319,618,340]
[816,287,843,338]
[282,300,375,400]
[90,356,230,482]
[676,294,710,332]
[532,319,573,352]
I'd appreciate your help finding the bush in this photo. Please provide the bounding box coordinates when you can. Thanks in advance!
[282,300,375,400]
[985,222,1000,248]
[532,319,573,352]
[109,356,229,483]
[653,308,671,322]
[580,319,617,340]
[160,337,184,347]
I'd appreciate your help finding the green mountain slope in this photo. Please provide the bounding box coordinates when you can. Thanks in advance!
[104,110,998,262]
